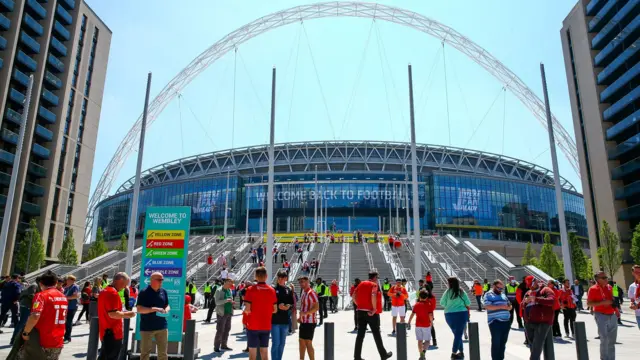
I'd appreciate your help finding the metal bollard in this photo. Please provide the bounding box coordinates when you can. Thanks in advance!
[469,322,481,360]
[87,316,99,360]
[324,322,335,360]
[396,323,407,360]
[183,319,196,360]
[119,318,131,360]
[89,301,98,318]
[574,322,589,360]
[543,328,555,360]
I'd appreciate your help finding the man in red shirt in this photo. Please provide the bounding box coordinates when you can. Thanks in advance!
[19,271,67,359]
[97,272,136,360]
[388,278,408,335]
[243,267,277,360]
[330,280,339,314]
[587,271,618,360]
[352,271,392,360]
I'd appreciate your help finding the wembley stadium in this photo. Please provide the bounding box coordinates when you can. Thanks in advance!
[93,140,588,245]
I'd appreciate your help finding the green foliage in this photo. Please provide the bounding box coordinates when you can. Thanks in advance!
[521,242,536,266]
[87,227,109,261]
[115,234,128,252]
[538,233,562,278]
[14,219,45,273]
[597,220,623,278]
[569,232,590,280]
[631,223,640,265]
[57,229,78,265]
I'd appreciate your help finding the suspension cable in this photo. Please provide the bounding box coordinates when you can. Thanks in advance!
[177,94,185,157]
[502,86,506,154]
[464,86,505,149]
[442,42,451,146]
[373,21,395,141]
[231,47,237,150]
[179,94,217,147]
[302,21,336,139]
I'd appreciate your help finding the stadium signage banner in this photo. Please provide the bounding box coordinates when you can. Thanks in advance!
[254,189,407,202]
[136,206,191,342]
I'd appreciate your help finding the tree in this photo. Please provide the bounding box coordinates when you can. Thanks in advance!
[521,242,536,265]
[87,227,109,261]
[57,229,78,265]
[14,219,45,273]
[631,223,640,265]
[115,234,127,252]
[539,233,562,278]
[597,220,623,278]
[569,232,589,280]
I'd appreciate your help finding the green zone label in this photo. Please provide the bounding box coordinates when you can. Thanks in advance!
[145,249,184,258]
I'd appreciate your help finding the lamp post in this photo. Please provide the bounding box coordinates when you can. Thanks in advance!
[301,200,307,231]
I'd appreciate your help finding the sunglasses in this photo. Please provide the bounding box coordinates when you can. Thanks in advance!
[152,278,164,282]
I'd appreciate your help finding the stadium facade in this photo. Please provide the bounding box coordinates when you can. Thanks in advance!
[93,141,588,245]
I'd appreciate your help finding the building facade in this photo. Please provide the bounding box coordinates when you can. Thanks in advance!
[94,141,588,246]
[560,0,639,268]
[0,0,111,273]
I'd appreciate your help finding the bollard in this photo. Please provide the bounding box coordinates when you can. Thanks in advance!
[469,322,481,360]
[574,322,589,360]
[87,316,99,360]
[89,301,98,318]
[396,323,407,360]
[119,318,131,360]
[543,328,555,360]
[183,319,196,360]
[324,322,335,360]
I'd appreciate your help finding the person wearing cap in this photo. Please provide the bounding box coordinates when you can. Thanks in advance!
[523,278,555,360]
[587,270,618,360]
[136,272,170,360]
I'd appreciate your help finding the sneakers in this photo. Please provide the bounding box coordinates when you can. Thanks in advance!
[419,351,426,360]
[221,346,233,351]
[383,351,393,359]
[451,352,465,359]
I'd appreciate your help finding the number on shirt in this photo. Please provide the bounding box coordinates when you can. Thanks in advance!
[54,305,68,325]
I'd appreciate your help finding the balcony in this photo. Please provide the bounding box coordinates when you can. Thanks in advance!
[597,39,640,85]
[32,143,50,159]
[588,0,624,34]
[37,106,56,124]
[608,133,640,160]
[0,149,15,165]
[53,21,70,41]
[41,89,59,106]
[603,85,640,121]
[591,0,640,49]
[615,179,640,200]
[5,108,23,125]
[44,71,62,89]
[55,4,72,25]
[619,204,640,221]
[1,128,19,145]
[59,0,75,10]
[0,172,10,186]
[22,14,44,36]
[595,16,640,67]
[0,195,6,207]
[34,124,52,141]
[606,109,640,141]
[24,182,44,197]
[12,69,30,87]
[16,51,37,72]
[9,88,26,105]
[28,162,47,178]
[49,36,67,57]
[0,35,6,50]
[21,200,40,216]
[25,0,46,19]
[0,13,9,31]
[47,54,64,73]
[612,156,640,180]
[600,62,640,103]
[19,31,40,54]
[0,0,14,11]
[586,0,605,16]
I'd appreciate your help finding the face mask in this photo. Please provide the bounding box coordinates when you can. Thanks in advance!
[494,289,502,295]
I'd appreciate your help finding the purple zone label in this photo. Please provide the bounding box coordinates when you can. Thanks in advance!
[144,267,182,277]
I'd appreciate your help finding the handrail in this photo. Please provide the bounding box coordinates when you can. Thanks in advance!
[463,252,487,276]
[493,266,510,280]
[312,240,330,281]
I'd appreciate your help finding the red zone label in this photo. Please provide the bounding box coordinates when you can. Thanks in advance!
[145,239,184,249]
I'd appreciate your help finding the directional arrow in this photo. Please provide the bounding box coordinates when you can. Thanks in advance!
[144,268,151,276]
[144,278,150,285]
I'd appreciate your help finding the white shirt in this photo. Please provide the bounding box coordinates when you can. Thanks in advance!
[628,282,640,316]
[221,269,228,279]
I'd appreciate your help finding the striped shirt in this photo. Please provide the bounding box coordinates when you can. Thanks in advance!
[300,287,319,324]
[483,291,511,324]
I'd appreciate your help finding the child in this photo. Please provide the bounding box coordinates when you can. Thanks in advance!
[407,290,436,360]
[183,295,198,332]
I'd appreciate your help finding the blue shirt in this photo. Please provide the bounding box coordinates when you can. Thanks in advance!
[0,280,22,304]
[137,286,169,331]
[483,291,510,324]
[64,284,80,310]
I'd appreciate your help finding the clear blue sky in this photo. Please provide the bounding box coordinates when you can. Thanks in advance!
[86,0,581,195]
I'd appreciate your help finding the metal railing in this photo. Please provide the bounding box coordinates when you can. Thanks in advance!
[362,241,375,272]
[463,252,487,277]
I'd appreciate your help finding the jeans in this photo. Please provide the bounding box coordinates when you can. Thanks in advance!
[214,314,232,349]
[270,324,289,360]
[594,312,617,360]
[525,322,551,360]
[10,305,30,344]
[552,309,561,336]
[475,295,483,310]
[488,320,511,360]
[509,299,523,328]
[444,310,469,354]
[140,329,168,360]
[318,297,328,322]
[563,308,576,336]
[76,304,90,323]
[354,311,388,359]
[636,315,640,329]
[64,308,78,341]
[0,302,18,327]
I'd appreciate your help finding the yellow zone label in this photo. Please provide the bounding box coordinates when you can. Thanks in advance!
[146,230,185,240]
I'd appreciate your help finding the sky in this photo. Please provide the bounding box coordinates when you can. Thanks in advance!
[85,0,581,198]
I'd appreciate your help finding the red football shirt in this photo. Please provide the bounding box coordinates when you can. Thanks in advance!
[32,287,68,348]
[244,282,277,331]
[98,286,123,340]
[330,284,339,297]
[412,299,436,327]
[355,280,382,313]
[587,284,615,315]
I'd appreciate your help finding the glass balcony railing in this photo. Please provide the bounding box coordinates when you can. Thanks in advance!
[12,69,30,87]
[0,150,15,165]
[0,172,10,186]
[0,35,6,50]
[0,13,9,31]
[38,106,56,124]
[5,108,23,125]
[32,143,50,159]
[60,0,75,10]
[608,133,640,160]
[19,31,40,54]
[606,109,640,140]
[9,88,26,105]
[0,195,6,207]
[586,0,605,16]
[603,85,640,121]
[44,71,62,89]
[0,0,14,12]
[612,156,640,180]
[16,51,37,72]
[21,200,40,216]
[24,182,45,197]
[597,39,640,85]
[591,0,640,50]
[49,36,67,57]
[0,58,3,71]
[47,54,64,73]
[22,14,44,36]
[588,0,619,33]
[595,16,640,67]
[53,21,70,41]
[41,89,59,106]
[26,0,46,19]
[56,4,73,25]
[1,128,19,145]
[615,179,640,200]
[34,124,53,141]
[619,203,640,221]
[28,162,47,178]
[600,62,640,103]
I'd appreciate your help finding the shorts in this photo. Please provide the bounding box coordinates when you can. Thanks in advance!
[299,323,316,340]
[391,306,406,317]
[415,326,432,342]
[247,330,270,348]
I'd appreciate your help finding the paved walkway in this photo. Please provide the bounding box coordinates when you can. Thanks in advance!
[0,307,637,359]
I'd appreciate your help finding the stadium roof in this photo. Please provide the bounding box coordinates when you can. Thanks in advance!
[115,141,577,194]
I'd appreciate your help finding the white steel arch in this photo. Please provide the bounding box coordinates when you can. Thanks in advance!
[85,1,579,241]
